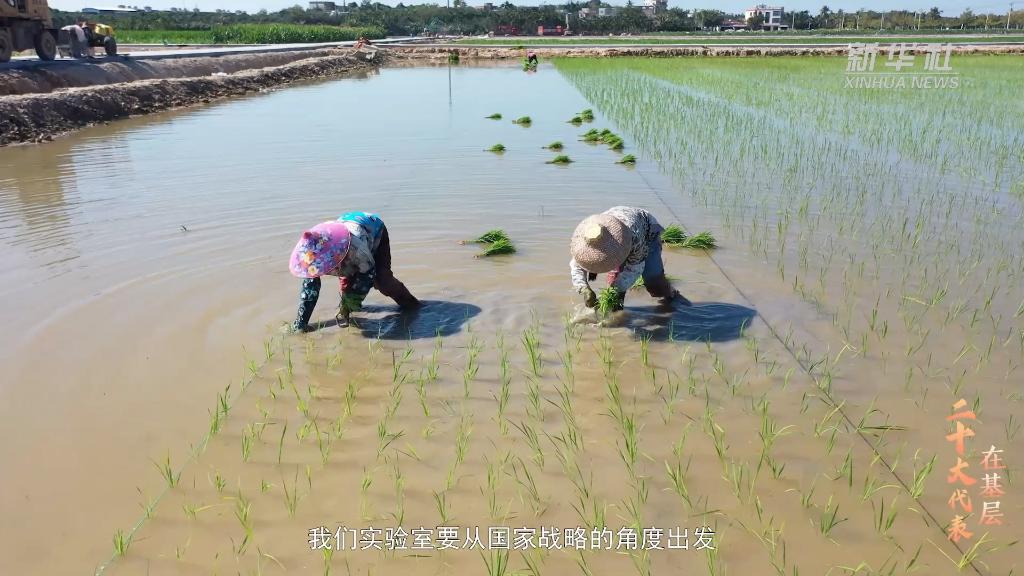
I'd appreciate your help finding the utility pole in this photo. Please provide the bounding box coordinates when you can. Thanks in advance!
[880,11,885,29]
[1008,2,1015,30]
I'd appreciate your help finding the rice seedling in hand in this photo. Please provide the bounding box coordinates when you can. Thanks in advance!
[596,287,624,317]
[546,155,573,165]
[477,237,516,257]
[617,154,636,165]
[488,143,506,153]
[486,113,502,120]
[545,141,564,150]
[512,116,532,125]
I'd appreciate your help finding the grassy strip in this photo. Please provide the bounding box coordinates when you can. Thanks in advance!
[118,24,384,45]
[458,35,1024,45]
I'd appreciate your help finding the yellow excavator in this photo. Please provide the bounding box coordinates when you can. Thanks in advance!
[0,0,59,63]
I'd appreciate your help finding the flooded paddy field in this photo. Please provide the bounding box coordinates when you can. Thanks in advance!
[1,57,1022,575]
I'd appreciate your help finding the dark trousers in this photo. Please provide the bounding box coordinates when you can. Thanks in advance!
[293,225,417,330]
[372,226,418,307]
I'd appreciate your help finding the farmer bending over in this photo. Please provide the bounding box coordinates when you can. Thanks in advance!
[570,206,691,312]
[289,212,419,332]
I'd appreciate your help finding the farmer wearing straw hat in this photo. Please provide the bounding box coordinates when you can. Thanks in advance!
[289,212,419,332]
[570,206,691,311]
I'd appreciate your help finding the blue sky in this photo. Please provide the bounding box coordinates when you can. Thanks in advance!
[50,0,1008,16]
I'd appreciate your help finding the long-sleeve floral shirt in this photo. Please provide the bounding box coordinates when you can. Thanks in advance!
[570,206,663,294]
[330,212,384,309]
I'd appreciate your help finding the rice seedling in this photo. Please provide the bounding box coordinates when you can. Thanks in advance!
[580,108,595,121]
[277,421,287,464]
[482,549,510,576]
[617,154,636,165]
[488,143,506,153]
[477,237,516,257]
[433,490,452,524]
[568,115,583,124]
[606,136,625,151]
[909,453,936,499]
[113,529,131,557]
[486,113,502,119]
[153,453,181,488]
[281,468,303,517]
[233,491,254,555]
[545,141,564,150]
[596,287,623,318]
[512,116,532,125]
[546,155,573,165]
[818,495,848,539]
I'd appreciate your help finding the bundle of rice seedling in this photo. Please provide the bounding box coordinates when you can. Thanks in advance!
[606,136,625,151]
[582,131,602,142]
[486,113,502,120]
[661,225,717,249]
[546,141,564,151]
[467,229,511,244]
[488,143,506,153]
[596,287,624,317]
[661,224,688,245]
[580,109,595,121]
[617,154,637,164]
[547,155,573,164]
[568,116,583,124]
[477,237,516,257]
[680,231,717,249]
[513,116,532,125]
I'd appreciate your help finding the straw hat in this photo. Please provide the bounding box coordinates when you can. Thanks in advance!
[289,221,352,278]
[570,213,632,273]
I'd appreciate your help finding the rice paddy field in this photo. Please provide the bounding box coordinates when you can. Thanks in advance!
[1,56,1022,575]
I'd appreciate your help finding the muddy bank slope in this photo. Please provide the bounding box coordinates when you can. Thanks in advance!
[0,49,343,96]
[393,44,1024,59]
[0,50,375,146]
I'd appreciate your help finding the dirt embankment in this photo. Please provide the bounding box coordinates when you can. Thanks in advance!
[0,50,378,146]
[392,44,1024,60]
[0,49,344,97]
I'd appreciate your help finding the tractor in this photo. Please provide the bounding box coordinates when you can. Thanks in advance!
[0,0,58,63]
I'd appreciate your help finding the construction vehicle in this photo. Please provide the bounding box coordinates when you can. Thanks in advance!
[0,0,59,63]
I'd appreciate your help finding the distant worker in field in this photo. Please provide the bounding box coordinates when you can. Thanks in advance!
[354,35,373,49]
[570,206,691,312]
[289,212,419,332]
[526,50,538,66]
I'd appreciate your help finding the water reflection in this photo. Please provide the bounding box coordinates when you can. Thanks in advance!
[629,301,757,342]
[0,138,81,264]
[308,300,483,339]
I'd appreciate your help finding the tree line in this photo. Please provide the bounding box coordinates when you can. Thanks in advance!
[52,3,1024,36]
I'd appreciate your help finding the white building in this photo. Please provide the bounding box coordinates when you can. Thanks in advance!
[744,4,787,30]
[642,0,668,17]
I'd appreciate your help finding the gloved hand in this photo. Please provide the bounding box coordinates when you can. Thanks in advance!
[581,286,597,308]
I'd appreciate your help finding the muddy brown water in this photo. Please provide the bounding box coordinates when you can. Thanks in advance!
[1,62,1020,575]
